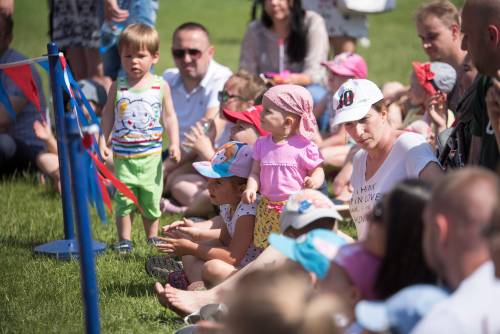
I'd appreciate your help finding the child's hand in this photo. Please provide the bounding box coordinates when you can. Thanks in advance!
[155,236,195,257]
[168,144,181,163]
[425,93,447,133]
[242,189,257,204]
[99,139,111,161]
[33,120,51,141]
[304,176,317,189]
[161,218,201,241]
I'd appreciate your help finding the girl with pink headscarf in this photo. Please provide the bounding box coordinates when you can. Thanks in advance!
[242,84,325,248]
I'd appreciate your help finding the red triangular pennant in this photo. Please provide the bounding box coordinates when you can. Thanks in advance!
[96,172,113,213]
[4,64,41,112]
[89,152,144,214]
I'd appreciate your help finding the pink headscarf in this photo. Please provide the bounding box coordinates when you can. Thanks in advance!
[262,84,317,140]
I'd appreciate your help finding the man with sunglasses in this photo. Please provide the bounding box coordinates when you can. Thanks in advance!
[163,22,232,144]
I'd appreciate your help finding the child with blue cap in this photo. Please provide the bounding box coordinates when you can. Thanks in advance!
[155,141,262,290]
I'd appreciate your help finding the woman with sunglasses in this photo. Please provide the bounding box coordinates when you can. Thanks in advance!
[161,71,267,216]
[239,0,328,94]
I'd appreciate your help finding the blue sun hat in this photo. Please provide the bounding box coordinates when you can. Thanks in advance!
[355,284,449,334]
[269,229,347,279]
[192,141,252,178]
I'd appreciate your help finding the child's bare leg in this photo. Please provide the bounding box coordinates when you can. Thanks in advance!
[182,255,205,283]
[36,152,61,193]
[142,217,159,239]
[202,259,238,288]
[117,215,132,241]
[154,247,287,315]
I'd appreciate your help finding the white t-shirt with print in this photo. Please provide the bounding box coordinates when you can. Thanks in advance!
[350,132,438,239]
[220,200,263,267]
[412,261,500,334]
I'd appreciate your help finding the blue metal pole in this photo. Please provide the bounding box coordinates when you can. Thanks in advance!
[47,42,74,240]
[66,112,101,334]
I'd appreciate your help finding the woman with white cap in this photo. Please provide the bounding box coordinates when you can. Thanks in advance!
[331,79,443,239]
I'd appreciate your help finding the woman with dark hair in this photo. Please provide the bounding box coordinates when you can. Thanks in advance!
[374,179,437,299]
[239,0,329,89]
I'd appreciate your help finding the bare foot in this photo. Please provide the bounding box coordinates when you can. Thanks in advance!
[163,283,217,316]
[154,282,171,309]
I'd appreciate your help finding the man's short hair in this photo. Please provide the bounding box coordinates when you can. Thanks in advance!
[427,167,500,231]
[0,12,13,38]
[172,22,211,43]
[414,0,460,27]
[464,0,500,25]
[118,23,159,55]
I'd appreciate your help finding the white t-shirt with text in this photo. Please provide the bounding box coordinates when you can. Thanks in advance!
[350,132,438,239]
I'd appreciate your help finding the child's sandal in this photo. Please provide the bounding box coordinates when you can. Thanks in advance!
[145,256,183,281]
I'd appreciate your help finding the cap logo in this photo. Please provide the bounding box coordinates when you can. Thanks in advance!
[337,90,354,110]
[298,199,312,213]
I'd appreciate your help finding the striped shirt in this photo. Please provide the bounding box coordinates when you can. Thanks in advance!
[111,75,164,158]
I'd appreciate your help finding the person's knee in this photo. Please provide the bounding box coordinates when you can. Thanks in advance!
[202,259,224,282]
[0,134,16,163]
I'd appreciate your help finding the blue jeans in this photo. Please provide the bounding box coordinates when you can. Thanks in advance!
[102,0,159,79]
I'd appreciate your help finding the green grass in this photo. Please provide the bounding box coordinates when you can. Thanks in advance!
[0,174,184,333]
[3,0,462,332]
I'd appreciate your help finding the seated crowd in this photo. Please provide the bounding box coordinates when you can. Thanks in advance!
[1,0,500,333]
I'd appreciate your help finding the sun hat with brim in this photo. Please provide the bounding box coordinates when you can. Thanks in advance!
[332,79,384,127]
[355,284,449,334]
[222,105,269,136]
[321,52,368,79]
[268,229,347,279]
[192,141,252,178]
[279,189,342,233]
[412,61,456,95]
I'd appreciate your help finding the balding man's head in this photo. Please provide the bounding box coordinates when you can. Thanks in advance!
[423,167,499,288]
[461,0,500,76]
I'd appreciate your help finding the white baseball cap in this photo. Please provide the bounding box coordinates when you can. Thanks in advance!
[332,79,384,127]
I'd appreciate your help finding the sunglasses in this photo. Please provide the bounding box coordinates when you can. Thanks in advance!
[218,90,248,103]
[171,48,204,59]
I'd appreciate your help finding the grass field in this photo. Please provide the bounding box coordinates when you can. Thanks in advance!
[2,0,463,332]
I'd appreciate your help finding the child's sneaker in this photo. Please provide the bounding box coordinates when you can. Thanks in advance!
[147,236,163,247]
[113,239,133,254]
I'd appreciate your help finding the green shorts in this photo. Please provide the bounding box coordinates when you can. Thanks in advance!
[114,154,163,220]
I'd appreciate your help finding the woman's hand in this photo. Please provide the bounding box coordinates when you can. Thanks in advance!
[182,121,213,154]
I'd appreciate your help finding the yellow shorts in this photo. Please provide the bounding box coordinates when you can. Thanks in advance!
[253,196,286,248]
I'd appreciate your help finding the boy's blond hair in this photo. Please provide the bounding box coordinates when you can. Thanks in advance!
[414,0,460,28]
[118,23,159,55]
